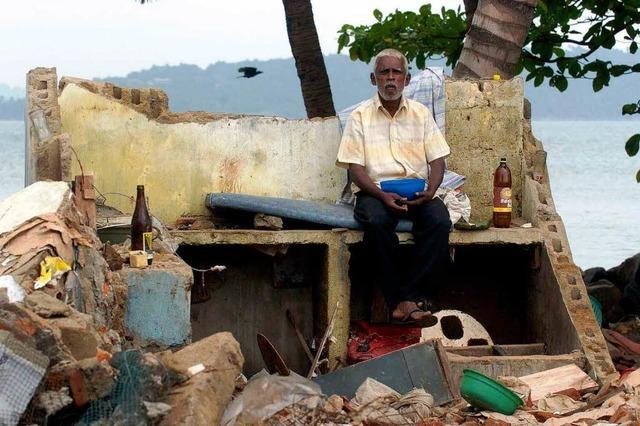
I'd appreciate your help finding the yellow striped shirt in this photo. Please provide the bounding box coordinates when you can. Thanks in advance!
[336,95,450,188]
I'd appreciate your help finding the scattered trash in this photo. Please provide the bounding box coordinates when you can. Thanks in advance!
[420,309,493,347]
[221,371,322,426]
[34,256,71,289]
[187,363,205,376]
[0,330,49,426]
[257,333,291,376]
[518,364,598,402]
[128,250,148,268]
[0,275,25,302]
[314,340,456,406]
[461,369,522,415]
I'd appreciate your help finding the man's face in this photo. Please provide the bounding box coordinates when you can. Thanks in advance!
[370,56,410,101]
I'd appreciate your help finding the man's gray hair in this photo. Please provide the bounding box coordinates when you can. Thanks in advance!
[372,48,409,73]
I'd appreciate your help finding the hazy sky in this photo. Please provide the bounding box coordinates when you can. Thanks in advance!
[1,0,462,88]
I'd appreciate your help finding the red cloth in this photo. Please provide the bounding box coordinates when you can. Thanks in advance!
[347,320,422,365]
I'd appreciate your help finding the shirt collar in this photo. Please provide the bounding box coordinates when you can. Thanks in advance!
[373,93,409,114]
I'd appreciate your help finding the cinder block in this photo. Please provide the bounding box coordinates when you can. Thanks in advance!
[120,254,192,347]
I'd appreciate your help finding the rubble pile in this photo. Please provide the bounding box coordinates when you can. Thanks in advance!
[5,181,640,425]
[583,254,640,371]
[0,182,240,425]
[218,369,640,426]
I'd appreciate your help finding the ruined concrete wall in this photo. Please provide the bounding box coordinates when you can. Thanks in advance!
[58,81,344,224]
[445,78,524,222]
[26,68,70,184]
[57,77,525,225]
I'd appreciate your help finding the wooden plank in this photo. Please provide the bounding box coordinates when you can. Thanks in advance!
[518,364,598,401]
[446,343,546,357]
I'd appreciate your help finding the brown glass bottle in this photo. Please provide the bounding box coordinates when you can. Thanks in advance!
[131,185,152,251]
[493,158,512,228]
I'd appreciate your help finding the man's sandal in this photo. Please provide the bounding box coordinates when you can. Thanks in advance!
[416,297,438,314]
[390,309,437,327]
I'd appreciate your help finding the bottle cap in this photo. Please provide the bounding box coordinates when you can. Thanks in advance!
[500,157,507,162]
[137,184,144,190]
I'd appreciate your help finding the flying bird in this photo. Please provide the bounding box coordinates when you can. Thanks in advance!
[238,67,263,78]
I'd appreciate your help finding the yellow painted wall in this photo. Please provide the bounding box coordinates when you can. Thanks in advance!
[59,84,345,223]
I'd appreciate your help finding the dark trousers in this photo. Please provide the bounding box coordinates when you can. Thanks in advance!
[354,192,451,309]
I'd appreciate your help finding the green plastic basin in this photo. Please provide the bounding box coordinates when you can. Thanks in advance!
[460,369,523,415]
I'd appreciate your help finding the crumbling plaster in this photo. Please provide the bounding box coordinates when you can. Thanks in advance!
[58,81,345,224]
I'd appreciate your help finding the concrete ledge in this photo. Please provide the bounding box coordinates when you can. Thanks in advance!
[171,227,544,247]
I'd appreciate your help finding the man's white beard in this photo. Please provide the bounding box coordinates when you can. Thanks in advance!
[378,89,403,101]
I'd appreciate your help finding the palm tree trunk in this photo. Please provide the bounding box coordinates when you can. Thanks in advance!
[463,0,478,26]
[282,0,336,118]
[453,0,537,79]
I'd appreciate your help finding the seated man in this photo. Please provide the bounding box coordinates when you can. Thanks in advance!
[336,48,451,325]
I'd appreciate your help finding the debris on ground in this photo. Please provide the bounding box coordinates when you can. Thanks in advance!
[5,180,640,425]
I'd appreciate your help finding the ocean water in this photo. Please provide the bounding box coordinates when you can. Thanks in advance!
[0,120,638,269]
[532,120,640,269]
[0,121,25,201]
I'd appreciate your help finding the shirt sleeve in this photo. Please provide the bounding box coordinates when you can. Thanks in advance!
[423,109,450,162]
[336,112,365,169]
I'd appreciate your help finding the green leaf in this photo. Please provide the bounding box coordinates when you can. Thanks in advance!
[593,77,604,92]
[632,42,638,54]
[373,9,383,21]
[534,74,545,87]
[553,47,565,58]
[622,103,638,115]
[610,65,630,77]
[337,33,349,50]
[626,134,640,157]
[636,169,640,183]
[569,61,581,78]
[554,75,568,91]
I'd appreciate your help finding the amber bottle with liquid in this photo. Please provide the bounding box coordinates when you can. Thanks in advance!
[131,185,152,251]
[493,158,512,228]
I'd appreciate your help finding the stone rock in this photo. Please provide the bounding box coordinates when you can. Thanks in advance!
[158,332,244,426]
[102,243,124,271]
[47,309,100,360]
[144,401,172,420]
[607,253,640,289]
[37,386,73,416]
[254,213,283,230]
[583,267,607,284]
[24,291,71,318]
[587,279,622,312]
[523,97,531,120]
[0,301,73,364]
[76,358,116,400]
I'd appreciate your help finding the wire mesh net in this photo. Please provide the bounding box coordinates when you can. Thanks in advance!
[76,349,169,425]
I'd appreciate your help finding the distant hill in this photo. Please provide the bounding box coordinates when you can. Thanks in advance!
[2,51,639,120]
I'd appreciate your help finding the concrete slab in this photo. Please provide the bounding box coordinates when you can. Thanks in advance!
[171,227,545,247]
[119,254,192,347]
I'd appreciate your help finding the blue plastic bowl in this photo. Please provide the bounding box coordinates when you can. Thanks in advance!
[380,178,426,200]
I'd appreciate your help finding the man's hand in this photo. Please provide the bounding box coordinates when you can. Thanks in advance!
[381,192,408,212]
[404,189,436,206]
